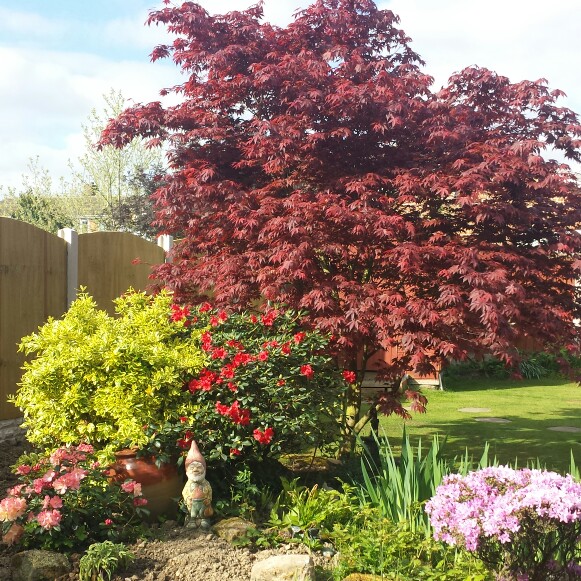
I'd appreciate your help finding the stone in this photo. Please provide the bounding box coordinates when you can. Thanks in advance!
[11,550,71,581]
[213,516,255,543]
[458,407,491,413]
[250,554,315,581]
[547,426,581,433]
[474,417,511,423]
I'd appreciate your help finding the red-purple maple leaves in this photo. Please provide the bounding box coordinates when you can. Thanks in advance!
[100,0,581,387]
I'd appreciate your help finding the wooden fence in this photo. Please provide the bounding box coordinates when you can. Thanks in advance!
[0,218,169,420]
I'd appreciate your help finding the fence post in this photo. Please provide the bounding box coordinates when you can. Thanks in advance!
[58,228,79,307]
[157,234,174,263]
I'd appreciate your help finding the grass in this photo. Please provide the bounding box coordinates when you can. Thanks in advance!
[373,376,581,474]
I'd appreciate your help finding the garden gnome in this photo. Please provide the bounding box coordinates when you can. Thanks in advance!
[182,440,213,529]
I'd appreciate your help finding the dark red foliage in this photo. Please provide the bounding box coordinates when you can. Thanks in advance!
[100,0,581,383]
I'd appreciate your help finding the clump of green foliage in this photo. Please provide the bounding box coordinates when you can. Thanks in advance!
[12,290,206,460]
[79,541,134,581]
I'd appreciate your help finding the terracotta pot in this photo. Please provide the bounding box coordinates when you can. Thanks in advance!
[108,449,183,521]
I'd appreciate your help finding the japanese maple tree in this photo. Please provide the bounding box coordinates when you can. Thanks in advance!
[100,0,581,453]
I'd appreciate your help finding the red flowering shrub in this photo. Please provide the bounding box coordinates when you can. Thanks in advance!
[171,304,345,463]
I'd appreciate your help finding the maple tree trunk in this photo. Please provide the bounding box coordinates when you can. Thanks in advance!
[338,351,370,458]
[339,380,362,458]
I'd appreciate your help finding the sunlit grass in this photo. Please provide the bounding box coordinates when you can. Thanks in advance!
[374,377,581,473]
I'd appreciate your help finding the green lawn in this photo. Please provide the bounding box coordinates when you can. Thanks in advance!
[374,377,581,473]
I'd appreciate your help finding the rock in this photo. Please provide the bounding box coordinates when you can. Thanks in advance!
[212,516,254,543]
[250,554,315,581]
[11,550,71,581]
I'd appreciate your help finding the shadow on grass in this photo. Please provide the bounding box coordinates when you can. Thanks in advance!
[441,375,574,392]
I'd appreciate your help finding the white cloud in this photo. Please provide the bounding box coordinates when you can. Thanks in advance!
[0,43,178,190]
[0,6,68,38]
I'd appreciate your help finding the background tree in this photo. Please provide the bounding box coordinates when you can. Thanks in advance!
[8,191,73,233]
[0,157,74,233]
[107,164,165,240]
[73,88,163,233]
[100,0,581,454]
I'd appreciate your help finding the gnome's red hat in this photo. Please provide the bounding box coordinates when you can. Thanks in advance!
[185,440,206,469]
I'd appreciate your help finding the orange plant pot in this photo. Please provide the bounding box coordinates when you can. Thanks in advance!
[108,449,184,521]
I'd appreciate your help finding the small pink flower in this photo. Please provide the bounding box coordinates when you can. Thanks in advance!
[0,497,27,521]
[49,496,63,509]
[133,497,148,507]
[121,481,136,494]
[104,518,113,526]
[16,465,31,475]
[36,509,62,530]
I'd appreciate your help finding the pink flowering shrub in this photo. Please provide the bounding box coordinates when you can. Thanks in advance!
[0,444,147,551]
[425,466,581,580]
[165,303,345,464]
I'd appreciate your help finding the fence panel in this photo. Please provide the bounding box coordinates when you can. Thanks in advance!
[78,232,164,315]
[0,218,67,419]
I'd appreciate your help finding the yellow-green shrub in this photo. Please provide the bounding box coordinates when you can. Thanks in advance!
[12,290,206,459]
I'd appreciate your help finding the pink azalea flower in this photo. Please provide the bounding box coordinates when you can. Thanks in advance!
[0,497,27,521]
[36,509,62,530]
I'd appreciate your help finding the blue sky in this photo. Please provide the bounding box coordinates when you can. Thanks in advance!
[1,0,579,191]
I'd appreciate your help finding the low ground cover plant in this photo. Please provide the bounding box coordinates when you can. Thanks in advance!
[79,541,135,581]
[0,444,147,551]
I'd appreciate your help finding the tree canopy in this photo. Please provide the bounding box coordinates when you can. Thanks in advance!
[101,0,581,441]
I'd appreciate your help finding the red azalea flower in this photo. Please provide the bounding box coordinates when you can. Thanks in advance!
[261,312,276,326]
[218,310,228,321]
[250,314,258,323]
[230,448,241,456]
[220,364,236,379]
[342,370,357,383]
[277,379,286,386]
[253,427,274,445]
[201,331,212,351]
[258,350,269,361]
[199,302,212,312]
[210,315,219,326]
[211,347,228,359]
[233,352,252,366]
[227,382,238,392]
[293,332,306,344]
[281,342,291,355]
[104,518,113,525]
[300,364,314,379]
[170,304,189,321]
